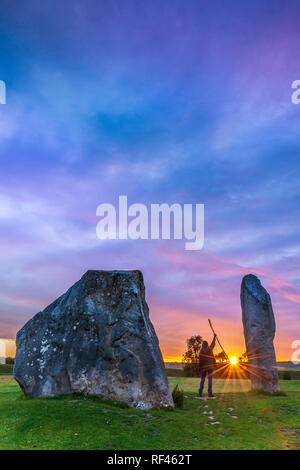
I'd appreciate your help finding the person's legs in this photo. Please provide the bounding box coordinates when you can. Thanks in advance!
[207,369,213,396]
[198,370,207,395]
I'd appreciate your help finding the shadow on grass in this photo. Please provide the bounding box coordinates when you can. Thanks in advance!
[18,392,131,408]
[17,391,175,411]
[248,389,287,397]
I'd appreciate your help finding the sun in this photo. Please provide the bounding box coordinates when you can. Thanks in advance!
[229,356,238,365]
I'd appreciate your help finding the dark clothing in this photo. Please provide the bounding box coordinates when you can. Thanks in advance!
[198,337,216,372]
[198,337,216,395]
[199,369,213,395]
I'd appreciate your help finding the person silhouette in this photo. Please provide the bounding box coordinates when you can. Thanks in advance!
[198,334,216,397]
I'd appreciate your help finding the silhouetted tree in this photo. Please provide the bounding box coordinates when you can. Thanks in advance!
[182,335,203,376]
[215,351,228,363]
[238,352,248,362]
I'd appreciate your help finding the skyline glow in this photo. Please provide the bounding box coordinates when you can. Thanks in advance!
[0,1,299,360]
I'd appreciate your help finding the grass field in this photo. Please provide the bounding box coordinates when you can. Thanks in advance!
[0,371,299,450]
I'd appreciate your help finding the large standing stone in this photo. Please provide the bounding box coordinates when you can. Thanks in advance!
[241,274,280,393]
[14,270,174,409]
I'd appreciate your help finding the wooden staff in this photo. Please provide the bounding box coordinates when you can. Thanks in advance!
[208,318,229,360]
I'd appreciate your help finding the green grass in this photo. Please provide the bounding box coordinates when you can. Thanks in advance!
[0,375,299,450]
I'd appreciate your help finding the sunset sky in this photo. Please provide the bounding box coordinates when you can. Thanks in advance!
[0,1,299,361]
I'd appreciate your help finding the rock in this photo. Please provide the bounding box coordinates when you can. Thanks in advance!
[14,270,174,409]
[241,274,280,393]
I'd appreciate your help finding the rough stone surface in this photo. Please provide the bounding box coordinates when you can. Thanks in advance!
[241,274,280,393]
[14,270,174,409]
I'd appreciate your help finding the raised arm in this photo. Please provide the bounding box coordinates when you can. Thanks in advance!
[210,334,216,350]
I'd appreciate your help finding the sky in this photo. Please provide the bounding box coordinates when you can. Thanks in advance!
[0,0,299,360]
